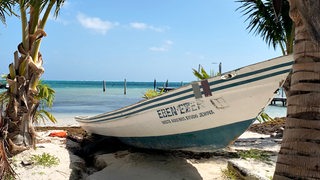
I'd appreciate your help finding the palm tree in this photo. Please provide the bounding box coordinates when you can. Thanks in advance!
[236,0,294,55]
[236,0,295,100]
[237,0,320,178]
[0,1,16,179]
[0,0,15,25]
[273,0,320,179]
[4,0,64,155]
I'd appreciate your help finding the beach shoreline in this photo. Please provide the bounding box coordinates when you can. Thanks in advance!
[10,118,285,180]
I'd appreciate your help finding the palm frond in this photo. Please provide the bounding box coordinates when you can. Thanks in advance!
[256,112,273,123]
[192,68,204,80]
[33,81,56,124]
[236,0,293,55]
[53,0,65,17]
[34,109,57,124]
[37,81,55,108]
[201,67,210,79]
[0,0,15,25]
[193,67,210,80]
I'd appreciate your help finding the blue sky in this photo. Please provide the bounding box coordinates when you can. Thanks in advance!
[0,0,281,82]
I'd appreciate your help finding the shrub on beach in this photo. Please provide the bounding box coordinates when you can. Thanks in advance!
[31,153,59,167]
[143,89,164,99]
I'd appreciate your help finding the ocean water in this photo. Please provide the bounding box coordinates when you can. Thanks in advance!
[3,80,286,126]
[44,80,186,126]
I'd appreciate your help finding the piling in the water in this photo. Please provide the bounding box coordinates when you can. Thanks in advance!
[103,80,106,92]
[165,80,168,87]
[124,78,127,95]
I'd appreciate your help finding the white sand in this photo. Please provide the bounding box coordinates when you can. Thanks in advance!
[11,131,85,180]
[10,130,280,180]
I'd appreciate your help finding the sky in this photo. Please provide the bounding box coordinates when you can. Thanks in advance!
[0,0,282,82]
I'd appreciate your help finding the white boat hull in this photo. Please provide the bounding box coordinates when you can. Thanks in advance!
[76,55,293,151]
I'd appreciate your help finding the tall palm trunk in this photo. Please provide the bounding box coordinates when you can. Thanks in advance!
[274,0,320,179]
[6,51,44,154]
[5,0,59,155]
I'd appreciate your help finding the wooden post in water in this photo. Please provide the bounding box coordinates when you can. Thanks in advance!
[103,80,106,92]
[153,79,156,90]
[124,78,127,95]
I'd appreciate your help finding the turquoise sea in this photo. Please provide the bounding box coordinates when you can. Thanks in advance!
[1,80,287,126]
[44,80,186,126]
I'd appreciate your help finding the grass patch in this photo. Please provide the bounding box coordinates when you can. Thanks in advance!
[3,174,15,180]
[31,153,59,167]
[221,168,238,180]
[237,149,271,163]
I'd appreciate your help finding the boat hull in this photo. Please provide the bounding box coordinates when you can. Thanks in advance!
[76,55,293,151]
[119,119,254,151]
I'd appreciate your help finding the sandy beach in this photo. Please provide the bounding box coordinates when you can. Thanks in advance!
[9,120,284,180]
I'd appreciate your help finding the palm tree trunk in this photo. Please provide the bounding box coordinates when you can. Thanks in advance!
[274,0,320,179]
[6,52,42,154]
[0,106,16,179]
[3,0,63,156]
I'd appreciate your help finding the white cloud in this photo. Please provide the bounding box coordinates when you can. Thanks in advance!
[130,22,148,30]
[149,46,167,52]
[77,13,119,35]
[130,22,165,32]
[149,40,173,52]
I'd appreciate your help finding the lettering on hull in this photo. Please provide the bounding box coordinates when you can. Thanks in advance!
[161,110,214,124]
[156,101,200,119]
[156,97,228,125]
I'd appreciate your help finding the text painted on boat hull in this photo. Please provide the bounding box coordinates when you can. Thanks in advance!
[156,101,215,125]
[160,110,214,124]
[156,102,200,119]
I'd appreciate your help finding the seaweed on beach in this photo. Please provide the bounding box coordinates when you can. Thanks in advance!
[236,149,272,163]
[248,117,286,136]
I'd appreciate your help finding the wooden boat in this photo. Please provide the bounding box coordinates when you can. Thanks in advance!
[76,55,293,152]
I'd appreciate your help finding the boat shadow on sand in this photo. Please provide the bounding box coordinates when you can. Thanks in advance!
[68,134,206,180]
[67,133,275,180]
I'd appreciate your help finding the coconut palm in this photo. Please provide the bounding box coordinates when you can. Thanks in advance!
[236,0,295,96]
[0,0,15,25]
[236,0,294,55]
[273,0,320,178]
[0,1,16,179]
[0,80,55,179]
[3,0,64,155]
